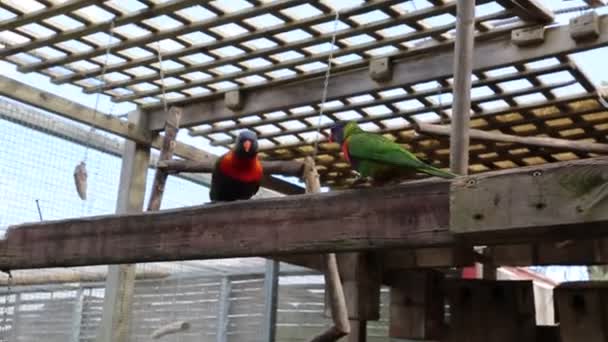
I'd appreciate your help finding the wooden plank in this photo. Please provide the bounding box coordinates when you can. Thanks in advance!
[417,123,608,154]
[386,270,444,340]
[0,174,450,270]
[145,14,608,130]
[0,75,151,144]
[0,0,98,32]
[450,156,608,241]
[554,281,608,342]
[445,279,536,342]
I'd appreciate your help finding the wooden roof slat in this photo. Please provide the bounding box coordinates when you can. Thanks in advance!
[15,0,305,73]
[114,10,512,103]
[51,0,406,85]
[87,0,474,96]
[0,0,99,32]
[0,0,202,59]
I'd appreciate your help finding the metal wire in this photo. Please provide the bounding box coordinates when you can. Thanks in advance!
[83,20,116,164]
[312,10,341,159]
[156,42,169,114]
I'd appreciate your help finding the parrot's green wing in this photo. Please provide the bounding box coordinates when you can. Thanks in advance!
[346,132,427,170]
[346,132,457,179]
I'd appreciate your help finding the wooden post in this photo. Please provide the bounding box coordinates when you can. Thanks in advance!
[305,157,351,342]
[449,0,475,175]
[386,270,444,340]
[96,111,151,342]
[445,279,536,342]
[554,282,608,342]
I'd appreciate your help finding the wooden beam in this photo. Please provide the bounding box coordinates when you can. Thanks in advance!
[417,123,608,154]
[0,75,152,144]
[6,157,608,270]
[145,14,608,130]
[0,178,452,270]
[451,157,608,243]
[157,159,304,177]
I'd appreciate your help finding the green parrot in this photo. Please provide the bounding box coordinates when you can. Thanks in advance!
[328,121,457,184]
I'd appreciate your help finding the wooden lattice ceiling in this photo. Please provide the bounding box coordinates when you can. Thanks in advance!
[0,0,551,106]
[2,0,608,189]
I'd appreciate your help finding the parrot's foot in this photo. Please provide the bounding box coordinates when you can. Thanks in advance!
[350,175,372,188]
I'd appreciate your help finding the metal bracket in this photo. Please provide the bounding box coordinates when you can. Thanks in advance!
[369,57,392,82]
[225,89,244,111]
[570,11,600,42]
[511,26,545,47]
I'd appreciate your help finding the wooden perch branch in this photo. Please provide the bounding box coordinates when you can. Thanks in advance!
[0,269,168,286]
[416,123,608,154]
[150,321,190,339]
[304,157,350,342]
[147,107,182,211]
[157,159,304,177]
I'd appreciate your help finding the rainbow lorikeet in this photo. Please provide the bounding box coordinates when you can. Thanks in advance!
[210,130,263,202]
[329,121,456,184]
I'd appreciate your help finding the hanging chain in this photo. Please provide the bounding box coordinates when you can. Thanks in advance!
[312,10,341,160]
[156,42,169,114]
[83,20,116,163]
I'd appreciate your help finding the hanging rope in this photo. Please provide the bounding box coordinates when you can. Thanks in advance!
[312,10,341,160]
[74,20,115,201]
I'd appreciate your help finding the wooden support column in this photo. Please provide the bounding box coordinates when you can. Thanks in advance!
[386,270,445,340]
[554,282,608,342]
[449,0,475,175]
[445,279,536,342]
[96,111,151,342]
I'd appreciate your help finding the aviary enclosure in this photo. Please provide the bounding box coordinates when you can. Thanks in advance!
[0,0,607,341]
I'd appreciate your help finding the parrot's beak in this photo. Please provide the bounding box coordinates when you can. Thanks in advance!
[243,140,252,152]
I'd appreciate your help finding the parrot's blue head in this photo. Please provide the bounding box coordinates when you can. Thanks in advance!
[329,121,347,144]
[329,121,361,144]
[234,130,258,158]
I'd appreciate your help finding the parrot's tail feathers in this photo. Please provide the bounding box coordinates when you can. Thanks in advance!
[421,167,458,179]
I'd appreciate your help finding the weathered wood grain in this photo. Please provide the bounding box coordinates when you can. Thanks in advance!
[554,281,608,342]
[451,157,608,241]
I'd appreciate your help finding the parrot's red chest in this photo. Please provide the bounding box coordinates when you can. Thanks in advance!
[341,141,351,164]
[219,152,263,183]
